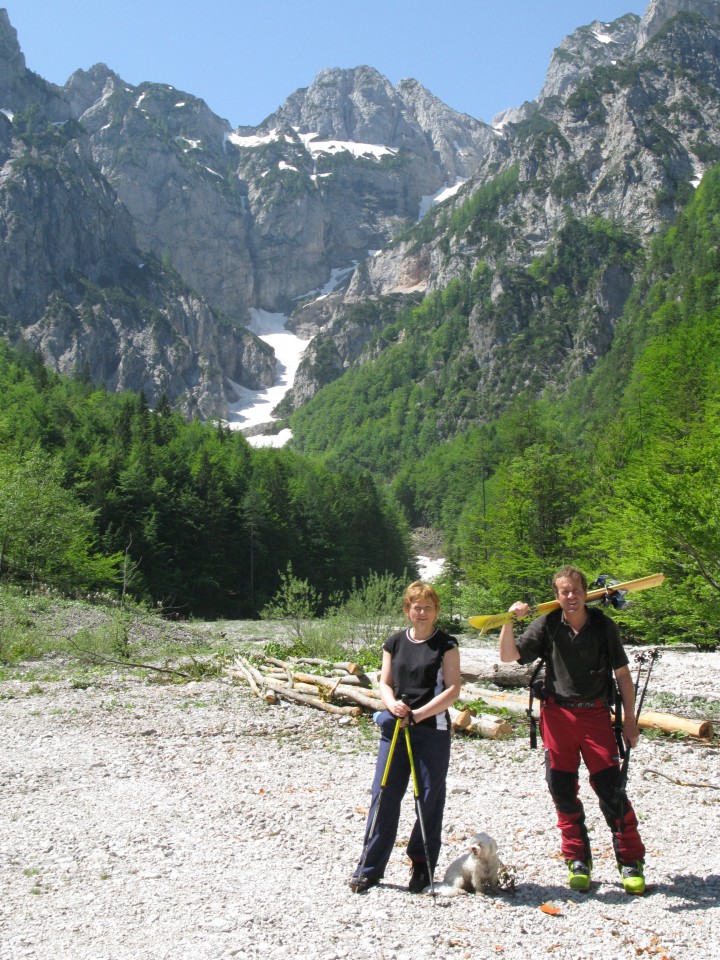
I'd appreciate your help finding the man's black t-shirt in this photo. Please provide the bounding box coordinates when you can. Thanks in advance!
[515,607,628,700]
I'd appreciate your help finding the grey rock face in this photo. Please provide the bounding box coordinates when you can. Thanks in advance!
[339,1,720,313]
[0,18,273,418]
[0,9,25,94]
[636,0,720,48]
[72,62,495,321]
[281,0,720,411]
[539,14,641,104]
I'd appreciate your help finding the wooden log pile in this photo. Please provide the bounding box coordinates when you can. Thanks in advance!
[227,654,513,738]
[226,655,714,741]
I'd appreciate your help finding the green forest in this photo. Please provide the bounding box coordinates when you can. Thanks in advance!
[2,164,720,646]
[0,355,411,618]
[288,165,720,648]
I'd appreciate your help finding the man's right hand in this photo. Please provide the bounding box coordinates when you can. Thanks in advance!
[508,601,530,619]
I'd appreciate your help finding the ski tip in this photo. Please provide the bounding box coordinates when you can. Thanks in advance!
[467,612,511,633]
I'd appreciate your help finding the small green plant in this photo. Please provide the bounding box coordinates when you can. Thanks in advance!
[260,564,321,640]
[110,613,133,660]
[259,572,403,665]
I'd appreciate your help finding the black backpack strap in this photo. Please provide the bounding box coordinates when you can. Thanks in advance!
[527,658,544,749]
[526,610,562,749]
[604,613,626,760]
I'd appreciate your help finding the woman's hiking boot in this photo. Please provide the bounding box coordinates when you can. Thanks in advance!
[348,874,379,893]
[408,862,430,893]
[567,859,592,892]
[619,861,646,895]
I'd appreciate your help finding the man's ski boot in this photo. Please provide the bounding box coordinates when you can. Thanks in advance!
[619,861,646,895]
[567,859,592,892]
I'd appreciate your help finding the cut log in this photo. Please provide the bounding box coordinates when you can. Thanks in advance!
[460,686,714,738]
[636,712,713,739]
[448,706,511,738]
[461,662,535,688]
[228,660,261,697]
[466,714,513,739]
[449,706,473,731]
[461,684,529,712]
[291,672,382,711]
[278,657,363,675]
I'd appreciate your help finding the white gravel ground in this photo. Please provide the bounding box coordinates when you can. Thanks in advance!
[1,642,719,960]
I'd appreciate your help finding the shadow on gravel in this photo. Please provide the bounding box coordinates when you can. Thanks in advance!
[651,873,720,911]
[350,876,720,911]
[495,881,571,904]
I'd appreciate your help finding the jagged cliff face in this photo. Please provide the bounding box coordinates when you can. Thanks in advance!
[0,17,496,421]
[348,3,720,301]
[2,1,720,425]
[0,11,274,418]
[286,0,720,408]
[70,63,494,320]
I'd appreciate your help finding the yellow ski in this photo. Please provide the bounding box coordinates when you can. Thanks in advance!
[467,573,665,634]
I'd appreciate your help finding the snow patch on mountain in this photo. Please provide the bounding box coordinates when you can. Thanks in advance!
[225,309,311,444]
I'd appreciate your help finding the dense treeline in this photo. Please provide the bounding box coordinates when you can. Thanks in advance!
[0,350,412,617]
[4,167,720,644]
[291,167,720,647]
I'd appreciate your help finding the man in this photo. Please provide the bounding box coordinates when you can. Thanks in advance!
[499,566,646,895]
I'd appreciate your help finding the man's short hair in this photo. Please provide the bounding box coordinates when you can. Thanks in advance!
[552,566,588,594]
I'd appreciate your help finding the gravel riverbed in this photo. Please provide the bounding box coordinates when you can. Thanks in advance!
[1,640,719,960]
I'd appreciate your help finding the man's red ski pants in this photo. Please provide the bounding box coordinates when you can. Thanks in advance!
[540,700,646,865]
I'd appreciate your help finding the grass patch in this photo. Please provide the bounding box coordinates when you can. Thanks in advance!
[0,582,236,681]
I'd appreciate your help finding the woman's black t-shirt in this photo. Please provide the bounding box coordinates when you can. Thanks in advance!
[383,628,458,730]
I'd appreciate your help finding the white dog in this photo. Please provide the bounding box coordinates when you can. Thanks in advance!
[430,832,500,896]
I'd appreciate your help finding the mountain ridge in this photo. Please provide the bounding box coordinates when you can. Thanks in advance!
[1,1,720,430]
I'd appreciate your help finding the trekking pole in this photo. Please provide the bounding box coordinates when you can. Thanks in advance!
[617,648,660,834]
[351,715,403,891]
[402,701,436,901]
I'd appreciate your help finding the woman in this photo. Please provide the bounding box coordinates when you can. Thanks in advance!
[349,581,461,893]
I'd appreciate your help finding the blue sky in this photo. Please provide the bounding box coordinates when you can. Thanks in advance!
[8,1,647,128]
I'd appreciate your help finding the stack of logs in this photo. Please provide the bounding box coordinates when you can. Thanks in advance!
[227,654,514,739]
[226,655,714,741]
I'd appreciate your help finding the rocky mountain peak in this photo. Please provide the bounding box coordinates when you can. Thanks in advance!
[538,13,641,106]
[0,9,25,92]
[64,64,123,120]
[637,0,720,48]
[266,65,423,147]
[395,77,496,179]
[263,64,494,189]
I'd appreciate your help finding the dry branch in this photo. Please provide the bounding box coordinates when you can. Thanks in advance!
[229,659,261,696]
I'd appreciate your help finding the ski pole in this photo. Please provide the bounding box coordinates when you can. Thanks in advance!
[351,714,403,891]
[614,654,644,759]
[403,705,436,900]
[617,648,660,834]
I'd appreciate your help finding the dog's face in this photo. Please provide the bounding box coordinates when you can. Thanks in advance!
[471,832,498,859]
